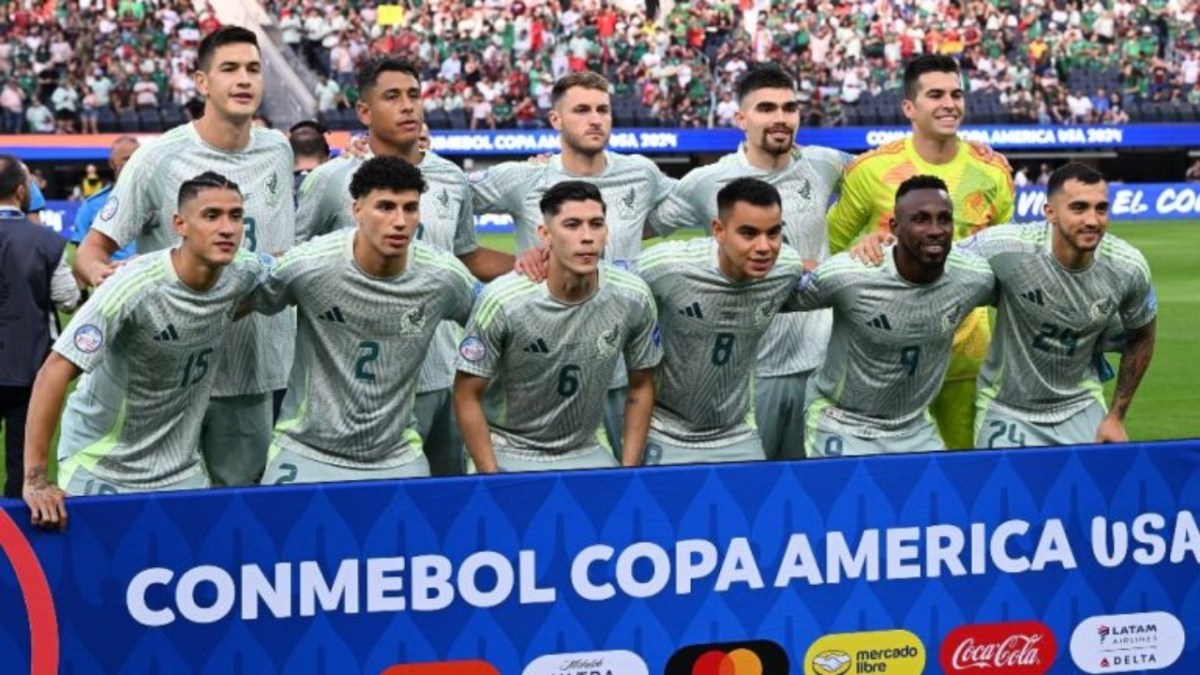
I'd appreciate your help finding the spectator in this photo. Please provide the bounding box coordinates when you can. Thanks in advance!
[0,155,82,499]
[80,87,100,134]
[51,78,79,133]
[1036,163,1053,185]
[280,8,303,57]
[513,95,541,129]
[470,93,494,130]
[1,79,24,133]
[715,90,737,127]
[80,164,104,198]
[1066,88,1094,123]
[1014,165,1031,187]
[314,73,341,113]
[133,77,160,109]
[25,98,54,133]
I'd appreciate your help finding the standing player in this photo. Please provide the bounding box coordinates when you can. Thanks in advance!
[469,71,676,454]
[296,58,512,476]
[798,176,995,457]
[23,173,265,528]
[646,66,846,460]
[960,163,1156,447]
[454,181,660,473]
[637,178,808,465]
[827,54,1014,450]
[73,26,294,487]
[253,157,476,483]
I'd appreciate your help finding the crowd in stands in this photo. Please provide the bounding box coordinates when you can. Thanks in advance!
[0,0,218,134]
[2,0,1200,133]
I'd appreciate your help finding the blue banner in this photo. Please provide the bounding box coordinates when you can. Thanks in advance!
[3,442,1199,674]
[4,124,1196,161]
[1015,183,1200,223]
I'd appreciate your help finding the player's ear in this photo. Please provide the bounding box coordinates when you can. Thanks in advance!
[733,107,747,132]
[537,221,551,247]
[900,97,916,122]
[172,213,187,238]
[352,197,363,227]
[547,107,562,132]
[194,69,209,98]
[355,98,371,128]
[711,217,726,242]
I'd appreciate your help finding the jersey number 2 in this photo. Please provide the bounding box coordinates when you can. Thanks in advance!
[355,340,380,381]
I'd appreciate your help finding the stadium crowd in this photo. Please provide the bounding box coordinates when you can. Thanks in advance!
[3,0,1200,132]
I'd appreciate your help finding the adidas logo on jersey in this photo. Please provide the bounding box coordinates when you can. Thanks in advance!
[523,338,551,354]
[152,324,180,341]
[679,302,704,319]
[319,306,347,323]
[1023,289,1046,306]
[868,314,893,330]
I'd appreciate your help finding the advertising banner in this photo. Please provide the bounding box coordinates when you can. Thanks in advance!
[4,124,1194,161]
[1014,183,1200,223]
[2,442,1199,674]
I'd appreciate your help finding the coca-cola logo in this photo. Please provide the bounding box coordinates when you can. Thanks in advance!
[939,621,1057,674]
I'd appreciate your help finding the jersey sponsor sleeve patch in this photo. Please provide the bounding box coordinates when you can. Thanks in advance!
[459,335,486,362]
[73,324,104,353]
[99,195,119,221]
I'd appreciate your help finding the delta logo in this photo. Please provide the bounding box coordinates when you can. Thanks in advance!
[1069,611,1186,674]
[804,629,925,675]
[664,640,789,675]
[381,660,498,674]
[939,620,1056,674]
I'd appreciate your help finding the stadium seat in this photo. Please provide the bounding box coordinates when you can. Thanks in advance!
[97,108,119,133]
[425,108,449,130]
[160,106,185,131]
[117,110,140,132]
[139,109,163,132]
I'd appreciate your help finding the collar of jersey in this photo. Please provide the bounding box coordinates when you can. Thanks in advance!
[735,142,797,172]
[0,206,24,219]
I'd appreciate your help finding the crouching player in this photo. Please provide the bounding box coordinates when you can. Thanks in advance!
[24,173,267,528]
[454,181,661,473]
[252,157,477,483]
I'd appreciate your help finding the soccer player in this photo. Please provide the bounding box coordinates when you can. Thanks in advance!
[796,176,995,457]
[637,178,808,465]
[73,26,295,487]
[960,163,1156,447]
[454,181,660,473]
[296,58,512,476]
[646,66,846,460]
[827,54,1014,450]
[71,136,140,262]
[470,70,676,454]
[253,157,476,483]
[23,173,266,528]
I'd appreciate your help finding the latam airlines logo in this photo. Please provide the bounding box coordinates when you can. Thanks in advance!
[939,621,1056,673]
[1069,612,1185,673]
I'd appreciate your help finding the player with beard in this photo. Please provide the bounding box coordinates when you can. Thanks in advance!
[72,27,294,487]
[959,163,1156,447]
[471,70,675,456]
[795,176,995,457]
[645,66,847,461]
[826,54,1015,451]
[295,58,513,476]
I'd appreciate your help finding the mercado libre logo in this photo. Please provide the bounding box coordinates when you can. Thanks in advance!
[805,629,925,675]
[0,507,59,674]
[664,640,790,675]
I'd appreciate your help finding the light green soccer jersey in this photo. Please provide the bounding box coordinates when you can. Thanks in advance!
[637,238,807,447]
[959,222,1156,423]
[456,266,661,455]
[645,144,848,377]
[252,231,477,468]
[792,247,996,436]
[55,249,267,489]
[93,123,295,396]
[295,150,480,394]
[470,150,674,390]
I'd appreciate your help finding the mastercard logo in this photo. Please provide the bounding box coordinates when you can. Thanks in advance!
[665,640,790,675]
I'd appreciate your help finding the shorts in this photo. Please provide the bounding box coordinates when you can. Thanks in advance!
[643,429,766,466]
[974,400,1107,448]
[261,438,431,485]
[60,458,209,496]
[468,444,619,474]
[806,404,945,457]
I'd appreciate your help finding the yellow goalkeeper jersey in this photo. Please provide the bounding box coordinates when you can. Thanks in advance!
[826,136,1015,381]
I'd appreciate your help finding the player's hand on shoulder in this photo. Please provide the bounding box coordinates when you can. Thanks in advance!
[23,468,68,531]
[1094,415,1129,444]
[527,152,555,165]
[343,133,370,159]
[849,231,893,265]
[89,259,128,287]
[967,140,997,162]
[514,245,550,282]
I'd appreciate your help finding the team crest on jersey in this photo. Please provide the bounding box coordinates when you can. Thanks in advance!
[597,324,621,356]
[797,178,813,201]
[459,336,486,362]
[618,187,637,217]
[436,188,453,216]
[265,172,281,206]
[1091,297,1116,321]
[99,195,119,221]
[755,300,776,325]
[942,304,963,331]
[73,324,103,353]
[403,305,427,333]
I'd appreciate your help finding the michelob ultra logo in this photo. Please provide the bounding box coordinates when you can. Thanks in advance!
[805,630,925,675]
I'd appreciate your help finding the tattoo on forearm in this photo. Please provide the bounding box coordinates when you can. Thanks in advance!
[1113,328,1155,417]
[25,466,50,489]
